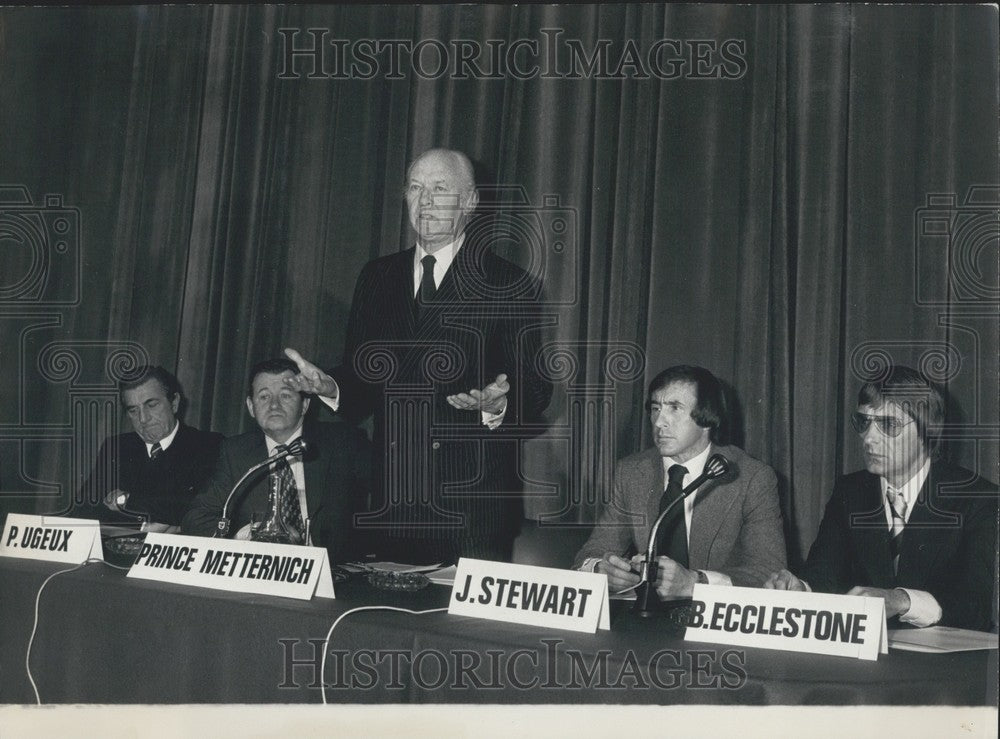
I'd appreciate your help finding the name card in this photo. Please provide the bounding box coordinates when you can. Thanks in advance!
[448,558,610,633]
[127,533,335,600]
[0,513,103,565]
[685,584,888,661]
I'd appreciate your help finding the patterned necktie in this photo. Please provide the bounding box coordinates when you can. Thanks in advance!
[149,442,163,460]
[416,254,436,315]
[272,445,304,539]
[887,486,907,576]
[657,464,689,568]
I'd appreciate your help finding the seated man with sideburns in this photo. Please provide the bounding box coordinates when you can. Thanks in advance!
[574,365,787,598]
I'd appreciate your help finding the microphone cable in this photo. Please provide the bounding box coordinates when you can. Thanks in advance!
[26,558,131,705]
[319,605,449,705]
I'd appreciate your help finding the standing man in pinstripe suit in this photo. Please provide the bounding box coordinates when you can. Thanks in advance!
[285,148,552,564]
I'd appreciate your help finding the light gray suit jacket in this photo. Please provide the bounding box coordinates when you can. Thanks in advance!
[572,445,786,587]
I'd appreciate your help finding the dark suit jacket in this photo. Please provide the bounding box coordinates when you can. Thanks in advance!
[76,424,222,526]
[573,445,787,587]
[181,421,370,564]
[802,461,999,630]
[330,241,552,546]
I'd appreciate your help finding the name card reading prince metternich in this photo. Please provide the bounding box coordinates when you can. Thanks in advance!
[127,533,335,600]
[449,558,610,633]
[0,513,103,564]
[685,584,888,661]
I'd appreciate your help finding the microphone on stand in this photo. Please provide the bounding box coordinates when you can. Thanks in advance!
[213,437,307,539]
[633,453,730,617]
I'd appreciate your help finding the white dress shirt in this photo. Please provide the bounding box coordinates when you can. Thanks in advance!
[145,420,179,457]
[412,234,463,296]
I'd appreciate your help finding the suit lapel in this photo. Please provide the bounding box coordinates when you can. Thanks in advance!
[301,428,325,517]
[391,248,418,337]
[635,452,665,554]
[897,463,958,581]
[850,473,895,585]
[688,478,733,567]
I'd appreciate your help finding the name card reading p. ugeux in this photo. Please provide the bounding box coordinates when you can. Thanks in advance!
[127,533,335,600]
[684,584,888,661]
[449,558,610,633]
[0,513,103,564]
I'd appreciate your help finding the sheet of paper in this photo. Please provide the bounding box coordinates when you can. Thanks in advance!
[343,561,444,574]
[426,565,457,585]
[888,626,999,653]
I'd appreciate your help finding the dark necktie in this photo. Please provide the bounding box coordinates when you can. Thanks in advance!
[657,464,689,568]
[416,254,436,316]
[149,442,163,460]
[272,445,304,539]
[887,486,906,576]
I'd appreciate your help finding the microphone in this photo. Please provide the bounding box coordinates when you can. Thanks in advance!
[214,437,307,538]
[634,453,730,617]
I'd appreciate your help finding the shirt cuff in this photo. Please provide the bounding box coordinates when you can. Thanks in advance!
[317,378,341,412]
[897,588,942,627]
[579,557,601,573]
[481,398,507,429]
[701,570,731,587]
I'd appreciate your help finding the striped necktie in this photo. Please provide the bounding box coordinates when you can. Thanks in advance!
[149,442,163,460]
[887,486,907,576]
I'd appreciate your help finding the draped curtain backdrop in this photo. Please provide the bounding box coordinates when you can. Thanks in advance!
[1,4,996,563]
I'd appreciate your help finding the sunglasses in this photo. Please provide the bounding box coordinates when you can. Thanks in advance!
[850,412,914,438]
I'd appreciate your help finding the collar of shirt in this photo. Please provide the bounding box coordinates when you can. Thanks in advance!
[146,420,180,457]
[661,442,712,488]
[413,232,465,296]
[264,424,305,457]
[880,457,931,525]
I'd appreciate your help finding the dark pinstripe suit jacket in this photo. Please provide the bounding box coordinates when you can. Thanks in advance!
[802,461,998,630]
[331,241,552,545]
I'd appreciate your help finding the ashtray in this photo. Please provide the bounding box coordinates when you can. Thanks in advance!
[365,570,431,592]
[103,534,147,559]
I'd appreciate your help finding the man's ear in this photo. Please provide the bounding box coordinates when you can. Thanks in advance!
[301,397,311,416]
[170,394,180,415]
[463,187,479,213]
[245,396,255,419]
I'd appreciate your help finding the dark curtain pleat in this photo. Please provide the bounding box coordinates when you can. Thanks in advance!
[0,5,995,562]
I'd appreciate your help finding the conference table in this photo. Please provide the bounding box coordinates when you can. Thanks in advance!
[0,556,996,705]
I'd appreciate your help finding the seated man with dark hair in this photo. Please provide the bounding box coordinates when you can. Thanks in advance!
[574,365,786,598]
[77,365,223,530]
[182,357,370,563]
[766,365,999,631]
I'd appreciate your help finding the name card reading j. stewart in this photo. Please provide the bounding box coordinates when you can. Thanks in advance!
[448,558,610,633]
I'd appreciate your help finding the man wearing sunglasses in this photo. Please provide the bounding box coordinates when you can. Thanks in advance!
[765,365,998,630]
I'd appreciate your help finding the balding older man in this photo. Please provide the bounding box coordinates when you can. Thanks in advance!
[286,149,552,564]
